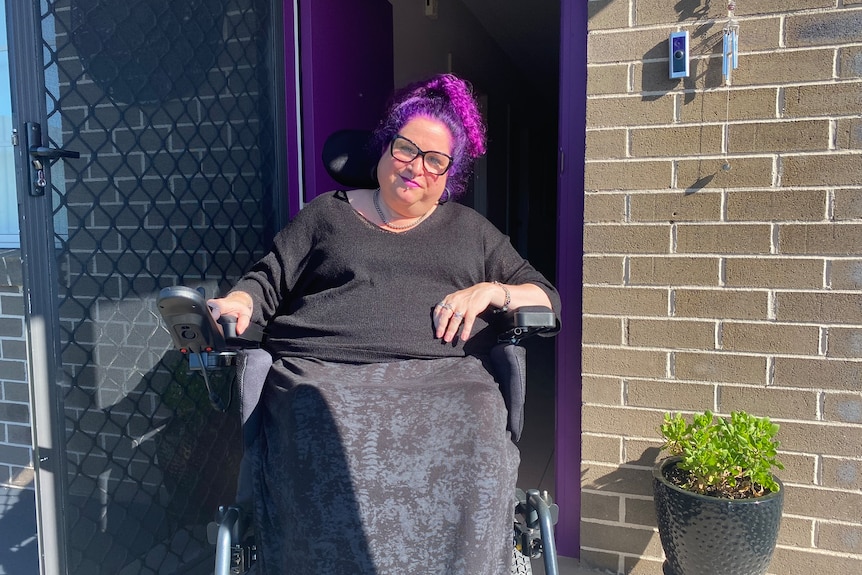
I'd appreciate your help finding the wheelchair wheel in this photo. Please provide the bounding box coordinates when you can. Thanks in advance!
[511,542,533,574]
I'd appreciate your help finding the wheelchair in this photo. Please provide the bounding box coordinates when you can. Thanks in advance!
[156,130,561,575]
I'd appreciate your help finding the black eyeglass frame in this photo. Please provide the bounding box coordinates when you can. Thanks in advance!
[389,135,454,176]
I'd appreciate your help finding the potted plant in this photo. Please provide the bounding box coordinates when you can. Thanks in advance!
[653,410,785,575]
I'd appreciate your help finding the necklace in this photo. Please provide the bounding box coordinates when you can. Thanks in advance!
[373,188,434,230]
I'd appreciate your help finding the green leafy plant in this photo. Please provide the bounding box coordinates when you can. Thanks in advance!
[659,410,784,499]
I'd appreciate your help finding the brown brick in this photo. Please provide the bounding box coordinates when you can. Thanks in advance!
[582,433,622,463]
[735,17,783,51]
[778,420,862,458]
[624,497,657,527]
[584,255,625,284]
[734,50,835,87]
[583,315,623,345]
[826,327,862,358]
[675,288,769,320]
[676,224,772,254]
[783,83,862,118]
[623,438,664,466]
[836,117,862,150]
[776,452,817,486]
[728,120,829,154]
[584,193,625,222]
[770,545,862,575]
[579,549,622,574]
[580,520,662,556]
[581,462,654,496]
[773,357,862,391]
[831,260,862,290]
[582,375,625,406]
[737,0,834,16]
[822,456,862,490]
[582,405,669,439]
[587,94,675,128]
[629,256,719,287]
[626,379,715,410]
[628,318,716,350]
[786,9,862,48]
[726,189,826,222]
[777,516,816,548]
[585,129,627,159]
[625,556,666,575]
[776,292,862,324]
[588,0,630,31]
[823,392,862,424]
[583,286,669,316]
[585,160,672,191]
[782,154,862,187]
[583,347,668,378]
[587,27,671,64]
[725,258,824,289]
[629,192,721,222]
[630,125,723,158]
[588,63,630,96]
[676,157,774,190]
[583,224,670,254]
[779,224,862,255]
[784,483,862,522]
[817,522,862,554]
[679,89,778,123]
[581,491,622,521]
[838,45,862,79]
[719,385,819,419]
[634,0,723,25]
[721,322,820,355]
[833,189,862,220]
[634,59,708,93]
[674,352,767,384]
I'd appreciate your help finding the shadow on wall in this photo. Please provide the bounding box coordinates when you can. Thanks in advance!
[583,447,663,573]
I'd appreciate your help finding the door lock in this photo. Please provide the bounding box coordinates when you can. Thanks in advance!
[25,122,80,196]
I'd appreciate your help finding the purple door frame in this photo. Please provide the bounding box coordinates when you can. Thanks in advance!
[555,0,587,557]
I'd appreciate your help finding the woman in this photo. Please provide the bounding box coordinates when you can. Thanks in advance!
[210,74,560,574]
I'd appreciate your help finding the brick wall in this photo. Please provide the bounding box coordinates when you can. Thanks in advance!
[0,273,32,489]
[583,2,862,574]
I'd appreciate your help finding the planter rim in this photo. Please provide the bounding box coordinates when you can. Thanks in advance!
[654,455,784,504]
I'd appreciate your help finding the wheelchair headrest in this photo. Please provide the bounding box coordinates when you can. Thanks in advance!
[322,129,379,189]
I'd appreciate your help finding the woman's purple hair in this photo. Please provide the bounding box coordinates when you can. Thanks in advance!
[371,74,486,199]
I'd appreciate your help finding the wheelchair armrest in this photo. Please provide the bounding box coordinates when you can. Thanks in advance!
[495,305,559,344]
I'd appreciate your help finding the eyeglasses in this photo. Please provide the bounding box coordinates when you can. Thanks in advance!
[389,135,453,176]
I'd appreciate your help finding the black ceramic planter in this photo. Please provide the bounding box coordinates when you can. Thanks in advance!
[653,457,784,575]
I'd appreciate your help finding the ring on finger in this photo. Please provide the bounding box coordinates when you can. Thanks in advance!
[442,303,454,311]
[453,311,464,319]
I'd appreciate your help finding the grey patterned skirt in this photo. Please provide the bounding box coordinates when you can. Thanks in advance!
[250,355,519,574]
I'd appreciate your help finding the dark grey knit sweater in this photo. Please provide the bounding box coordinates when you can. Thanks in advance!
[232,190,560,363]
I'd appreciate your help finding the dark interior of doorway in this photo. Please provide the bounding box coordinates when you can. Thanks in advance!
[397,1,562,496]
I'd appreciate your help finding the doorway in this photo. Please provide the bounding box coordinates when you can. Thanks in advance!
[387,0,562,495]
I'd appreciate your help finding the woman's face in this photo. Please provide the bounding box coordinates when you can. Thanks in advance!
[376,116,453,217]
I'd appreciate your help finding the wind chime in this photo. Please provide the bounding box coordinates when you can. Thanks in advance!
[722,2,739,86]
[721,2,739,170]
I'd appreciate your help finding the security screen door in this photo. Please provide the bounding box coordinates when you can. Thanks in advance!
[9,1,283,573]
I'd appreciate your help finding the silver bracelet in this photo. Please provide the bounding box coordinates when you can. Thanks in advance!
[493,281,510,313]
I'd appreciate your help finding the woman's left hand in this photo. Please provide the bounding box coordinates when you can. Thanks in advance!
[434,281,553,343]
[434,283,499,343]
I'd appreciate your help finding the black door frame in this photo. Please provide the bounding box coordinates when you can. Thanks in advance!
[7,1,69,573]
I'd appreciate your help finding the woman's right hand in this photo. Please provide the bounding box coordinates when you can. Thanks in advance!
[207,291,254,335]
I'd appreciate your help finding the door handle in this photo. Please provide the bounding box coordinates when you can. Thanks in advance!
[29,146,81,160]
[24,122,80,196]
